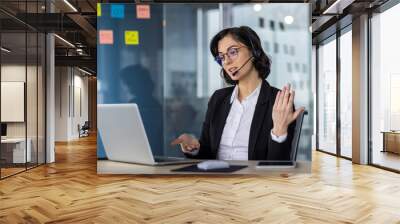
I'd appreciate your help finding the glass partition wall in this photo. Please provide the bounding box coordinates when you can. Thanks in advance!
[97,3,313,163]
[0,2,46,179]
[316,26,353,159]
[317,35,337,155]
[370,2,400,171]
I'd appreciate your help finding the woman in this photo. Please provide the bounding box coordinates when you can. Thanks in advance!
[171,26,304,160]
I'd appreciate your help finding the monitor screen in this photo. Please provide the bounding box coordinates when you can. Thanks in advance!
[1,123,7,137]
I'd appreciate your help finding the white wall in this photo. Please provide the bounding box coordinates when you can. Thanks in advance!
[55,67,89,141]
[1,65,37,138]
[55,67,69,141]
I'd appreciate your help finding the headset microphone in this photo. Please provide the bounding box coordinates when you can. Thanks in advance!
[232,56,253,76]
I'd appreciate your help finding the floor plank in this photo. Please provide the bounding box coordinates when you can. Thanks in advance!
[0,135,399,223]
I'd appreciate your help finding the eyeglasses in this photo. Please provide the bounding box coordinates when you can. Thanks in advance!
[215,46,244,66]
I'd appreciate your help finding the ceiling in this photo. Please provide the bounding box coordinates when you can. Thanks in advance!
[0,0,392,74]
[0,0,97,74]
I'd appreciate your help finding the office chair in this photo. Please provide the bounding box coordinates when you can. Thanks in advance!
[290,110,308,161]
[79,121,90,138]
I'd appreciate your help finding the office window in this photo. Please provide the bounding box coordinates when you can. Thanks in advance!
[290,45,295,56]
[371,3,400,171]
[269,20,275,31]
[295,62,300,72]
[302,64,307,73]
[317,36,337,154]
[259,17,264,28]
[279,22,285,31]
[264,41,270,52]
[339,28,352,158]
[284,44,288,54]
[274,43,279,54]
[287,62,292,73]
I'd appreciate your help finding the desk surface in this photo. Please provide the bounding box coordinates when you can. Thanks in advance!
[97,160,311,175]
[381,131,400,134]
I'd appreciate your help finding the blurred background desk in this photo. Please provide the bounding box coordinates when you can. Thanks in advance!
[381,131,400,154]
[1,138,31,163]
[97,160,311,175]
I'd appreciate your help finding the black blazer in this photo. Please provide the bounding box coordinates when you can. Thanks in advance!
[185,80,295,160]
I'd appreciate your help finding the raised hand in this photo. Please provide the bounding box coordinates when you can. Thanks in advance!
[272,84,305,136]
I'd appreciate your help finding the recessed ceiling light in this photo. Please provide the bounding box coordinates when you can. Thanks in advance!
[54,34,75,48]
[63,0,78,12]
[78,67,93,76]
[284,16,294,25]
[253,4,262,12]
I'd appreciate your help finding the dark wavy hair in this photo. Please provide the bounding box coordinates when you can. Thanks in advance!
[210,26,271,85]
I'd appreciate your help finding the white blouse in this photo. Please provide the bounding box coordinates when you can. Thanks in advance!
[186,83,287,160]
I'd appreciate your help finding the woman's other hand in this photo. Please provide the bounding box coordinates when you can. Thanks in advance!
[272,84,305,136]
[170,134,200,153]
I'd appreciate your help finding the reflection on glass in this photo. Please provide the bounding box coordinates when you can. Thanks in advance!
[163,4,221,157]
[371,4,400,171]
[318,37,337,154]
[231,3,312,160]
[339,29,352,158]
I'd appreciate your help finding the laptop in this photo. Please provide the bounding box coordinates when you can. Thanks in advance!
[256,110,307,169]
[98,103,197,166]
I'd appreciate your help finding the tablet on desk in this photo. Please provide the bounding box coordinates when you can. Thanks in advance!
[256,161,296,169]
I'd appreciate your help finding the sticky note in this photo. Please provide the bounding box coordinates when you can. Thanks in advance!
[136,5,151,19]
[111,4,124,19]
[125,31,139,45]
[97,3,101,17]
[99,30,114,45]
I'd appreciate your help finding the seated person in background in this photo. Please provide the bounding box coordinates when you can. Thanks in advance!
[171,26,304,160]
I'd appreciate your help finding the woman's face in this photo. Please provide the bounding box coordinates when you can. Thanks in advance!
[217,35,254,81]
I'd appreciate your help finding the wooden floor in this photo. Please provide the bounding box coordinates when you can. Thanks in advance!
[1,167,26,178]
[1,135,400,223]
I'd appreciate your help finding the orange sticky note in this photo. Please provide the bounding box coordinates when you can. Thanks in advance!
[125,31,139,45]
[136,5,150,19]
[99,30,113,45]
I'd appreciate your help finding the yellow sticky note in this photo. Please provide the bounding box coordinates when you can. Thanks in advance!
[97,3,101,17]
[125,31,139,45]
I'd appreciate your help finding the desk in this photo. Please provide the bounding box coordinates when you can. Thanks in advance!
[381,131,400,154]
[1,138,31,163]
[97,160,311,175]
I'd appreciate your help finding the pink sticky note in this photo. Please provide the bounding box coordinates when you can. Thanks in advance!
[99,30,114,45]
[136,5,150,19]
